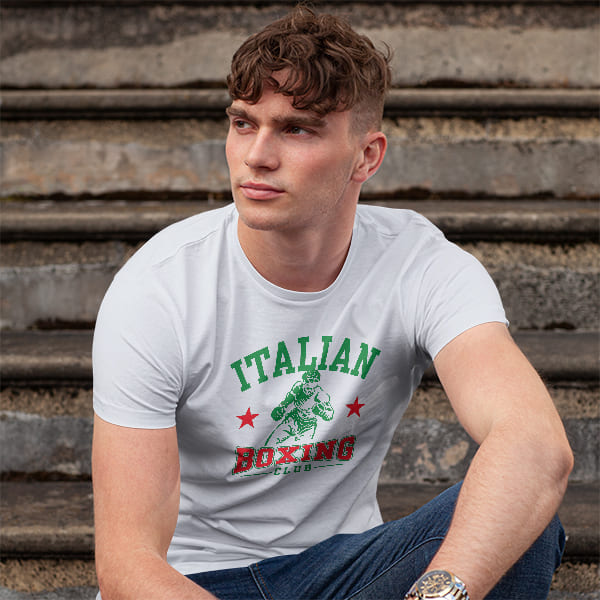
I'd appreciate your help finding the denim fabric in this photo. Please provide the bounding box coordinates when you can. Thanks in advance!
[187,482,565,600]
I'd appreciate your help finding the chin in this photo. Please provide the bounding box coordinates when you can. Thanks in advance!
[235,199,294,232]
[239,215,279,231]
[239,212,294,232]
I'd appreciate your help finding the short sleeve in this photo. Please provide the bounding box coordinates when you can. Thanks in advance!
[415,241,507,361]
[92,269,183,429]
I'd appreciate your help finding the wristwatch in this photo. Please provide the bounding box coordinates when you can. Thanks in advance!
[404,570,470,600]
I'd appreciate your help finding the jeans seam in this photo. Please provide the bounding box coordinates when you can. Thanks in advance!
[344,535,446,600]
[249,564,275,600]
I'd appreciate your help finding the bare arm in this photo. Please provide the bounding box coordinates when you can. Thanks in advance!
[92,415,219,600]
[426,322,573,600]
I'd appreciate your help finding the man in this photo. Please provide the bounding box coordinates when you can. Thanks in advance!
[92,7,573,600]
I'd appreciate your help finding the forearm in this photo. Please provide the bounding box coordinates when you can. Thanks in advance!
[97,547,219,600]
[426,424,572,600]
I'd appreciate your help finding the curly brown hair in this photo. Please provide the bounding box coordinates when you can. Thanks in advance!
[226,6,392,133]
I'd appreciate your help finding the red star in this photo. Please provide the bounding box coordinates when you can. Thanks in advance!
[237,407,259,428]
[346,397,365,417]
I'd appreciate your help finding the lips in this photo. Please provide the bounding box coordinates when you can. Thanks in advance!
[239,181,285,201]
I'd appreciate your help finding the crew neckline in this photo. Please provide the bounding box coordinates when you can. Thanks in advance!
[231,208,360,303]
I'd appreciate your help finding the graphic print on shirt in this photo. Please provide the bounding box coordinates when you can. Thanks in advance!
[265,370,334,445]
[229,335,381,477]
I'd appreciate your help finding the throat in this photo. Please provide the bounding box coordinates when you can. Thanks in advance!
[237,222,353,292]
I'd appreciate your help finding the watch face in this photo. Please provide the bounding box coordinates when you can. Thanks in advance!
[416,570,454,597]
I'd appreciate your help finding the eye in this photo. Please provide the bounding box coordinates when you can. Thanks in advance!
[233,119,250,129]
[286,125,310,135]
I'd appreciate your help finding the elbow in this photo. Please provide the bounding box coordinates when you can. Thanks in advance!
[95,567,112,600]
[543,431,573,501]
[95,555,118,600]
[557,439,574,491]
[95,546,130,600]
[508,420,574,500]
[531,412,574,496]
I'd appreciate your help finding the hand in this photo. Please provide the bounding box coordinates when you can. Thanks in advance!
[271,406,285,421]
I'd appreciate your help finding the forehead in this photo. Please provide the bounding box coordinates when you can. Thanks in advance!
[229,86,352,130]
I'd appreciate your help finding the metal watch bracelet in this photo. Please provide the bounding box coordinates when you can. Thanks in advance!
[404,569,470,600]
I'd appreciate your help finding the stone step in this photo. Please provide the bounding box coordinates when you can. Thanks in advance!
[3,116,598,199]
[3,89,599,119]
[378,482,600,562]
[5,0,599,5]
[0,483,93,559]
[0,481,597,562]
[1,381,597,482]
[0,585,98,600]
[0,574,597,600]
[549,594,600,600]
[0,332,596,481]
[2,201,597,331]
[389,384,599,485]
[2,199,598,242]
[1,330,598,386]
[2,235,597,331]
[2,3,598,89]
[0,581,597,600]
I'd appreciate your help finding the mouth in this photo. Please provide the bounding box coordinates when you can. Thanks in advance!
[239,181,285,201]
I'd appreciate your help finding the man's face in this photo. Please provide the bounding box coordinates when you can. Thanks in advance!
[225,82,367,235]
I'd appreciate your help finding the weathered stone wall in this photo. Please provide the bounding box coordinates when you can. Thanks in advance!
[2,4,598,88]
[3,117,599,198]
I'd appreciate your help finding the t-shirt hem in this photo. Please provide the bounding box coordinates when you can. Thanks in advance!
[93,404,176,430]
[174,557,258,576]
[429,313,509,360]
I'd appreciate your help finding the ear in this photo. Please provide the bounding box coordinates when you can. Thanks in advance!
[351,132,387,184]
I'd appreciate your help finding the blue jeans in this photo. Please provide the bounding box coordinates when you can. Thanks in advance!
[187,482,565,600]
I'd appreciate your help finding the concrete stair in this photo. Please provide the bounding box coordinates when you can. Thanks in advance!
[1,328,597,481]
[1,0,598,597]
[0,481,598,597]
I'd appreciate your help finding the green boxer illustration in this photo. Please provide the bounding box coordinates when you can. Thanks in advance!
[265,370,334,446]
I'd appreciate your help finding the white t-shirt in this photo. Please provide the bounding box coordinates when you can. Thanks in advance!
[93,203,506,575]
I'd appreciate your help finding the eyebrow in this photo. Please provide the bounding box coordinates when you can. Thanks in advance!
[226,105,327,130]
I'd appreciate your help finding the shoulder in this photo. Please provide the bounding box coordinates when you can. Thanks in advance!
[355,204,443,241]
[118,204,237,278]
[354,204,462,274]
[356,204,480,267]
[97,204,237,321]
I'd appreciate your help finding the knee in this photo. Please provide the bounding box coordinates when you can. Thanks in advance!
[488,515,566,599]
[538,513,566,571]
[516,514,566,577]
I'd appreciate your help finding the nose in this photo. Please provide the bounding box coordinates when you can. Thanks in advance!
[244,130,279,171]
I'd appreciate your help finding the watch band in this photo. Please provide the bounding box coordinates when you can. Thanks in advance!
[404,570,470,600]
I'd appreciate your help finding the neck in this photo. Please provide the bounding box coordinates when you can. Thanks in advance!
[237,212,356,292]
